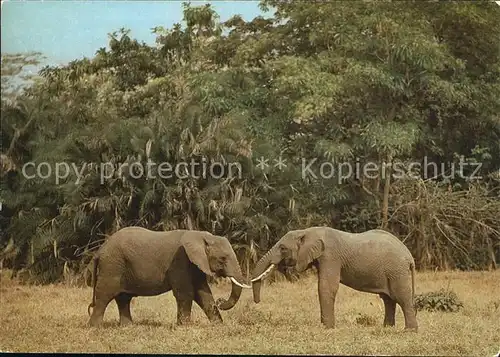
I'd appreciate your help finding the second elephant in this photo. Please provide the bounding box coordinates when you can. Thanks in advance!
[87,227,250,327]
[251,227,418,331]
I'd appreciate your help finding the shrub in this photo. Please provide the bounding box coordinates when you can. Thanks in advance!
[414,289,464,312]
[355,313,377,326]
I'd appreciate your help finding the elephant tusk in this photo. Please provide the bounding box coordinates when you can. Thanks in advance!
[229,277,252,289]
[251,264,275,282]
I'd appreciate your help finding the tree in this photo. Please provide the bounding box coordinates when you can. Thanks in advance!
[2,1,499,283]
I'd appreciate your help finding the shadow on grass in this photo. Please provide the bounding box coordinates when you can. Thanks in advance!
[80,319,172,329]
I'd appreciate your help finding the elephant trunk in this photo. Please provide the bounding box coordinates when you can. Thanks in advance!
[217,263,249,311]
[217,279,243,310]
[250,245,279,303]
[252,279,262,304]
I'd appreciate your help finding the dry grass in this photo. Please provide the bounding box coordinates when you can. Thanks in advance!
[1,269,499,355]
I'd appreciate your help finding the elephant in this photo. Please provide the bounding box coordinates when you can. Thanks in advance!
[250,227,418,331]
[87,227,251,327]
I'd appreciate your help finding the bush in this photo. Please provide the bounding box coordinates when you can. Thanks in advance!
[414,289,464,312]
[355,313,377,326]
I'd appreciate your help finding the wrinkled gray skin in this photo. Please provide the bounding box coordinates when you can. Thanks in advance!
[87,227,250,327]
[251,227,418,331]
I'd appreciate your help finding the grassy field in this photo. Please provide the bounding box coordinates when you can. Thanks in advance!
[1,269,499,355]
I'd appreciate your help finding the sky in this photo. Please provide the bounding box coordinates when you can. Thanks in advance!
[1,0,268,67]
[2,0,500,68]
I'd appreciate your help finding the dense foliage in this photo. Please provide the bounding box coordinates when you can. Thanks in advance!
[414,288,464,313]
[1,1,500,284]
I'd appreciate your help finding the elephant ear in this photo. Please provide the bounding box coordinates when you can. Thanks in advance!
[181,232,214,277]
[296,232,325,272]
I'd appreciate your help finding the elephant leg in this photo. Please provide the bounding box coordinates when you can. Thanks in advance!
[115,292,133,326]
[398,298,418,331]
[379,294,396,327]
[88,295,113,327]
[174,296,193,325]
[88,276,121,327]
[171,277,195,325]
[390,280,418,331]
[193,276,223,323]
[317,264,340,328]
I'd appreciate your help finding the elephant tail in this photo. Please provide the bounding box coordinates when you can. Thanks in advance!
[410,260,416,314]
[87,255,99,316]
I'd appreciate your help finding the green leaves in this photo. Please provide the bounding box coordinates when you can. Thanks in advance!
[414,289,464,313]
[361,121,420,157]
[1,1,499,283]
